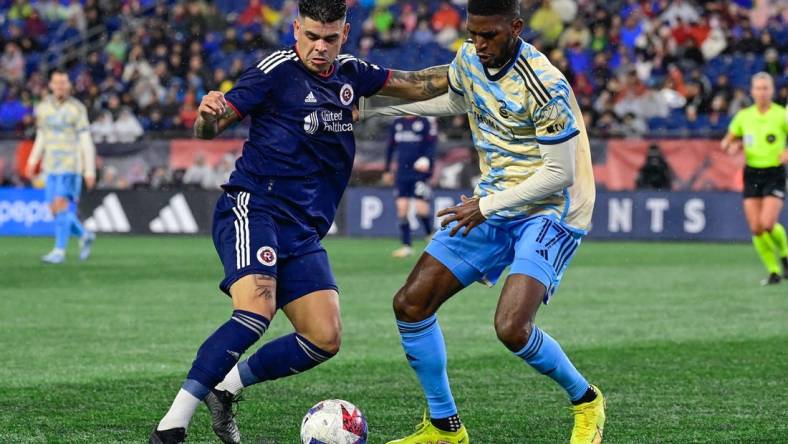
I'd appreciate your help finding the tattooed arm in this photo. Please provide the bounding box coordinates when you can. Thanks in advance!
[194,91,242,139]
[376,65,449,101]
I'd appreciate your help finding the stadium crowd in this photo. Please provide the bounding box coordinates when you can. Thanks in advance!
[0,0,786,189]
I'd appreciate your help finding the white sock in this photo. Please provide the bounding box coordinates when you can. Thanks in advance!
[157,389,200,431]
[215,365,244,395]
[52,248,65,255]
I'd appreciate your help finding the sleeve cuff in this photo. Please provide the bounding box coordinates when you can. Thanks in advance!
[536,129,579,145]
[226,99,244,119]
[478,195,495,218]
[367,69,393,97]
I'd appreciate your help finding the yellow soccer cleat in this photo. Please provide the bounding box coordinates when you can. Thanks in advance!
[386,412,469,444]
[392,246,414,258]
[570,385,606,444]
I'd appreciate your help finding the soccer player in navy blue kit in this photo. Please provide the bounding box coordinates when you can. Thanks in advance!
[385,116,437,258]
[149,1,449,443]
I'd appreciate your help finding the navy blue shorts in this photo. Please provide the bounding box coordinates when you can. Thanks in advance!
[395,179,432,200]
[212,189,338,309]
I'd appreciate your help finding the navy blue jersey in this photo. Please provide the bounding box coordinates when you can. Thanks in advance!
[223,49,390,237]
[385,116,437,182]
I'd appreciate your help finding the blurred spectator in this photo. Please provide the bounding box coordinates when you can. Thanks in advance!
[98,165,127,189]
[431,1,460,48]
[530,0,564,46]
[66,0,87,33]
[660,0,700,27]
[114,107,144,143]
[178,91,199,129]
[0,43,25,85]
[0,89,30,131]
[183,153,215,189]
[728,88,751,116]
[636,144,672,190]
[149,166,172,190]
[38,0,67,22]
[24,10,47,40]
[8,0,33,20]
[208,153,237,190]
[764,48,782,78]
[559,18,591,49]
[104,32,128,61]
[91,111,117,143]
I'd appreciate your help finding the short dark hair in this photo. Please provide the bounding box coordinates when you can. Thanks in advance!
[467,0,520,17]
[49,68,69,79]
[299,0,347,23]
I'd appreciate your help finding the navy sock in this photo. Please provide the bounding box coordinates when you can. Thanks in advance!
[183,310,269,399]
[399,217,412,246]
[514,326,589,402]
[419,216,433,236]
[239,333,335,385]
[397,315,457,418]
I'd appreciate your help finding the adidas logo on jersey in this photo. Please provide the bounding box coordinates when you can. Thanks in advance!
[84,193,131,233]
[305,91,317,103]
[149,193,198,233]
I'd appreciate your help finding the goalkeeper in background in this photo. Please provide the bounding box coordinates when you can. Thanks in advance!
[722,72,788,285]
[25,70,96,264]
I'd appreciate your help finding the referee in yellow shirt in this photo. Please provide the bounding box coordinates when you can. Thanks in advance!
[722,72,788,285]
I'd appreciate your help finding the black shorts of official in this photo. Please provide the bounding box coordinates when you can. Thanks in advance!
[743,166,786,199]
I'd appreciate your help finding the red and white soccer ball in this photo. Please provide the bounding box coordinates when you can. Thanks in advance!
[300,399,368,444]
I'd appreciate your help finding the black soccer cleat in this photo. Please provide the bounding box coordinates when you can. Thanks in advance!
[149,427,186,444]
[761,273,781,286]
[204,389,242,444]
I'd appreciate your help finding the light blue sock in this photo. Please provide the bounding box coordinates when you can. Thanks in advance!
[66,205,85,238]
[54,211,70,250]
[515,326,589,402]
[397,315,457,418]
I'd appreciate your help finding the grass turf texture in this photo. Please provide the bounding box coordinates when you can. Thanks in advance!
[0,236,785,443]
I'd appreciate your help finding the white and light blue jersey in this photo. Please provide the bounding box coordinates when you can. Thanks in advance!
[448,38,595,231]
[34,96,91,176]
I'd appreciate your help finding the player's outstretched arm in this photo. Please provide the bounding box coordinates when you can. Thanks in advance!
[360,89,466,120]
[377,65,449,101]
[194,91,241,140]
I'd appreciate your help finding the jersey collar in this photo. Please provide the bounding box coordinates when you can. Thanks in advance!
[482,38,523,82]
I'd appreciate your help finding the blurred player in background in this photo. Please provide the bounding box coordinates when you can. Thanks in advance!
[363,0,605,442]
[149,0,450,442]
[384,116,437,258]
[722,72,788,285]
[25,70,96,264]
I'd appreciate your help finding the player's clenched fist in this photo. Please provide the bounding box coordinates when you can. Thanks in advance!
[198,91,228,121]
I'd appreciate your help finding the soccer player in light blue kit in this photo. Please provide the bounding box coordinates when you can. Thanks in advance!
[364,0,606,442]
[25,70,96,264]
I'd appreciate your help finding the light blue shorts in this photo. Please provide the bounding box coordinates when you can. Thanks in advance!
[45,173,82,203]
[425,215,584,303]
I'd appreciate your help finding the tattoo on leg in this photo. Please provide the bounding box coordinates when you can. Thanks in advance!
[253,275,276,301]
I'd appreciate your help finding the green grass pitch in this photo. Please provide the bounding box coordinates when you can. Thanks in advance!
[0,236,785,443]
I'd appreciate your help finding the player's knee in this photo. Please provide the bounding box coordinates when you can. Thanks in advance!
[494,317,532,352]
[393,286,432,322]
[301,325,342,355]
